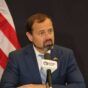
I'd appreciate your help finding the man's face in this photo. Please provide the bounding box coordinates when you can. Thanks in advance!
[26,18,54,53]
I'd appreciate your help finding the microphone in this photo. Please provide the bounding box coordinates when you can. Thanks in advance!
[42,54,57,73]
[44,53,52,88]
[43,43,57,88]
[43,53,57,88]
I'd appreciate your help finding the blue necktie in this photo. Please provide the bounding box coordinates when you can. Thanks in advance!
[39,54,44,59]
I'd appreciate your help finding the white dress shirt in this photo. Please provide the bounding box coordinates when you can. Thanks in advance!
[33,45,46,84]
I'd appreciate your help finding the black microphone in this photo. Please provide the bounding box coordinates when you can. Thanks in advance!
[44,53,52,88]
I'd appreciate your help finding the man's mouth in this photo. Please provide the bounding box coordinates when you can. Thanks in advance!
[45,40,52,46]
[43,39,53,51]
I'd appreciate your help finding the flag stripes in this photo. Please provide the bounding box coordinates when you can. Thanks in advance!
[0,0,21,80]
[0,13,20,49]
[0,30,16,57]
[0,49,7,69]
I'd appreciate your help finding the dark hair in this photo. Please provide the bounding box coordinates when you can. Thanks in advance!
[26,13,52,34]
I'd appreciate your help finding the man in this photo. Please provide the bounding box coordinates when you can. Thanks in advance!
[0,13,85,88]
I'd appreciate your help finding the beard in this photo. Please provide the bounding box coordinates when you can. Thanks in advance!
[43,39,54,52]
[33,39,54,52]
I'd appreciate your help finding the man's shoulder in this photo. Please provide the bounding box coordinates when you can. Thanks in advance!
[54,44,73,53]
[54,44,74,58]
[53,45,75,62]
[9,44,33,56]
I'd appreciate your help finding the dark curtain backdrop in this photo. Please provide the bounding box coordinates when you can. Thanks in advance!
[6,0,88,87]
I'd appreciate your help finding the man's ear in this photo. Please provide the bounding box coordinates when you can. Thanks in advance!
[26,32,33,42]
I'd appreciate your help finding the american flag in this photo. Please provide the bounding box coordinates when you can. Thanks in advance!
[0,0,21,79]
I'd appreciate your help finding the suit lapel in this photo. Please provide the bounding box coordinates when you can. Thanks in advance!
[50,45,62,81]
[25,44,42,83]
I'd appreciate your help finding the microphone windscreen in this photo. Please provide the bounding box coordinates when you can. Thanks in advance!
[44,53,51,60]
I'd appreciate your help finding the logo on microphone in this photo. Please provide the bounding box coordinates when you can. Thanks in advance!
[43,61,55,66]
[42,59,57,73]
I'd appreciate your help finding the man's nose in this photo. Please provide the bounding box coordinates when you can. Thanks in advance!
[45,32,51,40]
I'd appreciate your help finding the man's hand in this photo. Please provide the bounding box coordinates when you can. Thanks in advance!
[17,84,47,88]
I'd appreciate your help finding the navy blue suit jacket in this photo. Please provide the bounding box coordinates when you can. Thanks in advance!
[0,44,85,88]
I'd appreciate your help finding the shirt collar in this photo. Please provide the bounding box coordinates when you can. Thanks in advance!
[33,45,51,57]
[33,45,44,57]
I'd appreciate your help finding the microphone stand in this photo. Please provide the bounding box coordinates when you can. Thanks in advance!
[46,69,52,88]
[44,53,53,88]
